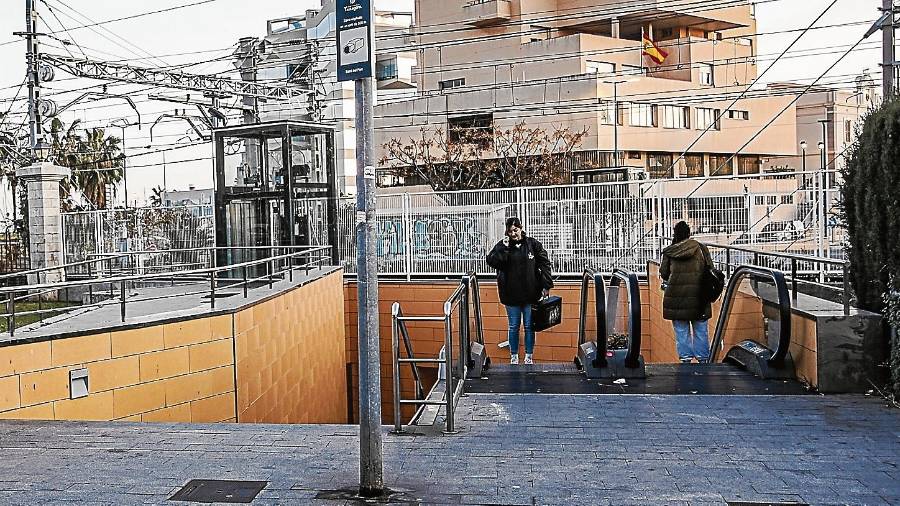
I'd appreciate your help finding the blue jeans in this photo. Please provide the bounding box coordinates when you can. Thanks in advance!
[506,304,534,355]
[673,320,710,363]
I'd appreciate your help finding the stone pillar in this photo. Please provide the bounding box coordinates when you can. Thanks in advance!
[18,162,68,286]
[611,17,620,39]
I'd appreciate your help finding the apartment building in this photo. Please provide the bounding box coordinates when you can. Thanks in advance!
[241,1,417,196]
[374,0,801,183]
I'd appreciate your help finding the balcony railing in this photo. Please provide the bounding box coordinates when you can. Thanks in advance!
[463,0,511,26]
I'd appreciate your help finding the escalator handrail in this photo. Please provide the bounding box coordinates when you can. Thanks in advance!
[609,269,642,368]
[463,273,485,347]
[709,265,792,365]
[577,268,608,358]
[391,303,426,400]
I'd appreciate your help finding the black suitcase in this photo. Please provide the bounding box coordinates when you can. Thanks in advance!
[532,296,562,332]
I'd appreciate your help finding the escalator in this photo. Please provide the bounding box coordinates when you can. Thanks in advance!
[468,264,811,395]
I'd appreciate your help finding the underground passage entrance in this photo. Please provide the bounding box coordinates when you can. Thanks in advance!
[389,263,819,433]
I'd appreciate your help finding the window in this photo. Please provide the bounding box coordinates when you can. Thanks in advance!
[376,59,398,81]
[661,105,690,129]
[754,196,766,206]
[781,195,793,205]
[628,151,642,160]
[586,61,615,75]
[439,78,465,91]
[709,154,732,176]
[727,109,749,120]
[737,155,761,175]
[647,153,673,179]
[599,101,617,125]
[696,108,720,130]
[699,63,714,86]
[629,103,656,127]
[844,120,853,143]
[682,154,704,177]
[448,113,493,144]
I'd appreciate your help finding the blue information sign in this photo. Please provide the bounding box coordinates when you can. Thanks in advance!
[336,0,373,82]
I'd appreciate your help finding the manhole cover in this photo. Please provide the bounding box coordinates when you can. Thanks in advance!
[169,480,267,503]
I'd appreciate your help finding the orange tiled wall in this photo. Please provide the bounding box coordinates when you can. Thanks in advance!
[235,270,347,424]
[0,316,237,423]
[0,269,348,425]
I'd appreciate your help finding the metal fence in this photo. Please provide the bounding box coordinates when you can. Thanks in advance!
[62,171,843,278]
[62,206,215,275]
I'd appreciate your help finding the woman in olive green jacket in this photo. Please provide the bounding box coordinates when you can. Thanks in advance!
[660,221,713,363]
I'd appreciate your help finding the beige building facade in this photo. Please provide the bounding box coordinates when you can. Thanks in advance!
[375,0,802,183]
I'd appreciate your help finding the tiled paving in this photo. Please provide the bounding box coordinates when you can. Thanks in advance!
[0,393,897,505]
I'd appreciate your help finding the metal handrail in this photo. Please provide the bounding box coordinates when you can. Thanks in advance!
[703,241,850,315]
[391,274,471,434]
[577,268,608,367]
[608,269,642,369]
[1,246,331,336]
[391,303,425,402]
[709,265,792,365]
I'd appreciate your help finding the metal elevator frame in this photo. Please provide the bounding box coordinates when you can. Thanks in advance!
[212,120,338,268]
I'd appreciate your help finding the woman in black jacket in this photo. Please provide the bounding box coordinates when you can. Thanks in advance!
[486,217,553,365]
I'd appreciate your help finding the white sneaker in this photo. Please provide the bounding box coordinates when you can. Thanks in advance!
[524,354,534,365]
[510,354,519,365]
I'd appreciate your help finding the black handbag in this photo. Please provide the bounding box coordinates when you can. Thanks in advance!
[703,266,726,303]
[532,296,562,332]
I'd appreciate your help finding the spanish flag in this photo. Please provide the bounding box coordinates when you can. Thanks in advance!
[642,34,668,65]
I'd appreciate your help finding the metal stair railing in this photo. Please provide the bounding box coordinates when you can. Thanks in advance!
[391,276,472,434]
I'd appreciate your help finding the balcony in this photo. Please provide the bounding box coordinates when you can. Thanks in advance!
[463,0,511,27]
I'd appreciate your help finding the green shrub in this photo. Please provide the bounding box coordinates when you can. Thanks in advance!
[842,98,900,395]
[883,284,900,395]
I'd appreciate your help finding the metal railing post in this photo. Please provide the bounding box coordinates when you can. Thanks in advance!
[791,259,798,301]
[725,248,732,278]
[288,251,294,282]
[268,259,274,289]
[391,309,402,433]
[7,293,14,336]
[443,314,455,434]
[210,272,216,309]
[843,262,850,316]
[87,262,93,303]
[243,266,248,298]
[120,280,126,322]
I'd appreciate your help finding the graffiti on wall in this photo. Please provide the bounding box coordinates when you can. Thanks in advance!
[376,215,489,260]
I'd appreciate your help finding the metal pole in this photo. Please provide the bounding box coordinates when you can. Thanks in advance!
[120,280,126,322]
[209,271,216,309]
[791,259,798,301]
[884,0,895,97]
[242,265,248,298]
[613,81,619,167]
[355,58,383,499]
[25,0,41,156]
[843,262,851,315]
[391,311,402,433]
[443,315,455,434]
[820,118,830,261]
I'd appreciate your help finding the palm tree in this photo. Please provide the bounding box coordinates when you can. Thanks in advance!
[49,118,125,210]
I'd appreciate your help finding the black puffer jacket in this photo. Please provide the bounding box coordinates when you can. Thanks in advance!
[486,235,553,306]
[660,239,713,321]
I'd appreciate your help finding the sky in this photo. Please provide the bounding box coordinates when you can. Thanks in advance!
[0,0,885,210]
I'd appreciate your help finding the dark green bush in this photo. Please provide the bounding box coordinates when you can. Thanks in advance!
[843,98,900,395]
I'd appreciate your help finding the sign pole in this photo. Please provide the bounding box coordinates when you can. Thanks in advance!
[336,0,383,497]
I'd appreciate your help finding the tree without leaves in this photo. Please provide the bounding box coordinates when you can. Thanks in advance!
[379,122,589,191]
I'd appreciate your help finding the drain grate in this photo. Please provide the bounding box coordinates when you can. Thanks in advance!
[169,480,267,503]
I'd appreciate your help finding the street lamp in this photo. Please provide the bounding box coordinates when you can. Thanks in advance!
[33,138,51,162]
[799,140,807,172]
[602,78,636,167]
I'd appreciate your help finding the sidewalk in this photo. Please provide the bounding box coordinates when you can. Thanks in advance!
[0,393,896,505]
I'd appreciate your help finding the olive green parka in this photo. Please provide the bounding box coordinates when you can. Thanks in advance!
[660,239,713,321]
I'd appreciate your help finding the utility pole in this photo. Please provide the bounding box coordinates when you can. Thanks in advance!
[884,0,896,97]
[818,118,830,266]
[336,0,383,496]
[25,0,41,157]
[237,37,260,175]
